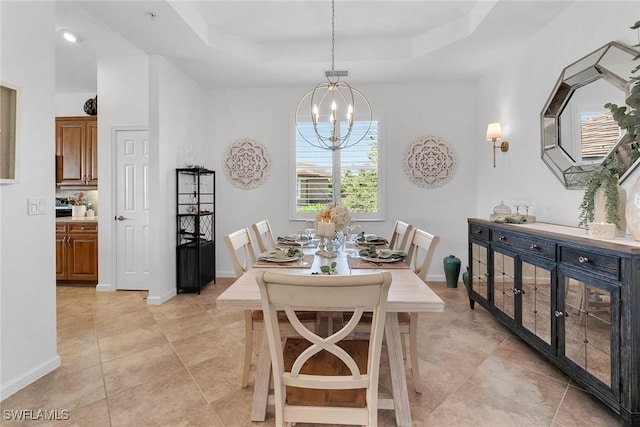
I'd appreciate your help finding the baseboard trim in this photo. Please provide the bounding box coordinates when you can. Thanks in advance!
[146,289,176,305]
[0,355,61,401]
[96,283,115,292]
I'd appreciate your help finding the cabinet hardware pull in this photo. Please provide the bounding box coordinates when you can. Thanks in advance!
[513,289,521,294]
[554,310,567,317]
[498,235,506,241]
[578,256,589,264]
[530,244,539,250]
[474,229,482,234]
[484,273,490,278]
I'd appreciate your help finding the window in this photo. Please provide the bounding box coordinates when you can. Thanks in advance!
[291,116,383,220]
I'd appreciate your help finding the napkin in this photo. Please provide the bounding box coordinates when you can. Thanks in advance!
[377,249,406,260]
[259,248,302,259]
[357,235,388,244]
[358,247,405,260]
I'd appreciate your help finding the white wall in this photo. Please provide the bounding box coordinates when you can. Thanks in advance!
[96,56,149,291]
[147,56,208,303]
[209,83,477,278]
[476,1,640,227]
[55,92,96,116]
[0,1,59,399]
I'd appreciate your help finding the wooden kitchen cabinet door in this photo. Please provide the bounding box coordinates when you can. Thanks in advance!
[55,224,68,280]
[67,224,98,282]
[55,117,97,187]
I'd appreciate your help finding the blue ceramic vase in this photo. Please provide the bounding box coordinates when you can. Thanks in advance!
[443,255,461,288]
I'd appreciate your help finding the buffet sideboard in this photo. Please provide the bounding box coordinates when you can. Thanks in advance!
[467,218,640,426]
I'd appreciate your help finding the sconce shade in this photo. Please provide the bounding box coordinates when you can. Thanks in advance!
[486,122,503,141]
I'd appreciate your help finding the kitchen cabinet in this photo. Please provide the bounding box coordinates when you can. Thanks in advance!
[55,116,97,187]
[56,221,98,284]
[467,219,640,426]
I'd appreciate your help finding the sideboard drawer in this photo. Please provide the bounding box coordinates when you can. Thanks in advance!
[560,246,620,280]
[470,224,490,242]
[491,231,556,260]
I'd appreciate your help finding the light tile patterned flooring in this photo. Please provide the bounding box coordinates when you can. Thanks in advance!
[0,280,620,426]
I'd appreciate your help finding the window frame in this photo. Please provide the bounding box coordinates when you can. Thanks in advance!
[289,112,385,222]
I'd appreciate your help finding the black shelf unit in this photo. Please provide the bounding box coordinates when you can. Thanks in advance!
[176,167,215,294]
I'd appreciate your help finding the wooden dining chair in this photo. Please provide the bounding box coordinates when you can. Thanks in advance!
[224,227,317,389]
[388,220,414,251]
[346,227,439,393]
[252,219,277,253]
[401,228,440,393]
[256,271,392,427]
[224,228,259,388]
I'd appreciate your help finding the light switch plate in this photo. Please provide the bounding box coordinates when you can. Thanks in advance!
[27,197,46,215]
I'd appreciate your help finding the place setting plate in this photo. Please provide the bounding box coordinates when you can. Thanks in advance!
[361,256,403,263]
[255,248,313,267]
[258,255,302,263]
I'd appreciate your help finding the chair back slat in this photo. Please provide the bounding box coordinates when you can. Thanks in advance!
[252,219,276,252]
[406,228,440,281]
[224,228,257,278]
[389,220,414,251]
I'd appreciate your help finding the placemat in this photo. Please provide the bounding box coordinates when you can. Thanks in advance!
[254,254,314,268]
[347,256,410,269]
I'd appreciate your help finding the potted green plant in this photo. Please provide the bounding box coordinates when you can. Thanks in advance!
[605,20,640,166]
[579,160,624,232]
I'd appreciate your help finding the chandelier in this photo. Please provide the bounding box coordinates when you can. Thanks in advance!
[295,0,372,151]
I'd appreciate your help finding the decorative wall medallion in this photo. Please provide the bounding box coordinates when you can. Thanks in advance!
[403,135,457,188]
[223,138,271,189]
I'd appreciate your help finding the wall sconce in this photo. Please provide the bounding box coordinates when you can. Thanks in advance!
[486,122,509,168]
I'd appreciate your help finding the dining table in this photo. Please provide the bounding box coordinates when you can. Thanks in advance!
[215,240,445,427]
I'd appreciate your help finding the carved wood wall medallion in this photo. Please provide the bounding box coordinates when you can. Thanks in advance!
[403,135,457,188]
[223,138,271,189]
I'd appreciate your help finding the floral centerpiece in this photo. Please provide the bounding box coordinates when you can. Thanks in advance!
[315,202,351,256]
[316,202,351,231]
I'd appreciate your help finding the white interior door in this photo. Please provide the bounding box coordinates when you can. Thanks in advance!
[115,129,150,290]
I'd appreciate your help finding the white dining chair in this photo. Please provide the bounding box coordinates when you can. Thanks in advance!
[252,219,277,253]
[347,227,439,393]
[388,220,414,252]
[256,270,392,427]
[224,228,259,388]
[224,227,317,389]
[402,228,440,392]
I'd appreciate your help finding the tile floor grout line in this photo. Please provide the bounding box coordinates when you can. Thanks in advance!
[550,380,572,426]
[93,293,114,427]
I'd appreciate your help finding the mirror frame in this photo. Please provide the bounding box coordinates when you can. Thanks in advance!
[540,42,638,189]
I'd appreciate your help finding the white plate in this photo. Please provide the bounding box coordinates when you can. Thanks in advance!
[258,255,302,263]
[361,256,402,263]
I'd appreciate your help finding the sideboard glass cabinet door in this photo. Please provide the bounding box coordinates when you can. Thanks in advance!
[521,259,553,347]
[559,268,619,397]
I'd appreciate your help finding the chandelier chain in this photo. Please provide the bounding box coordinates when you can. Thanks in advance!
[331,0,335,73]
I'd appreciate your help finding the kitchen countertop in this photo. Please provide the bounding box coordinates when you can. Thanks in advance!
[56,217,98,224]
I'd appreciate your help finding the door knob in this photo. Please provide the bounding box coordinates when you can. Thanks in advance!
[114,215,127,221]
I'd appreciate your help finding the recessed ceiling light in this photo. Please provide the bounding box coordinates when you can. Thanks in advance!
[62,30,79,43]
